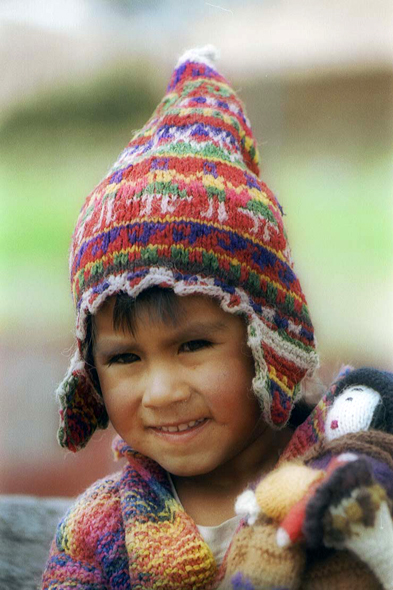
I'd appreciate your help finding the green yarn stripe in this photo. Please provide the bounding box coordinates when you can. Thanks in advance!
[77,244,310,329]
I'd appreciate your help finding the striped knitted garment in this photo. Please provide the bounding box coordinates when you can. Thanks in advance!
[57,46,318,452]
[43,438,222,590]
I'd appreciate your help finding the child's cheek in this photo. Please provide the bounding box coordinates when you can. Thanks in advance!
[198,356,253,406]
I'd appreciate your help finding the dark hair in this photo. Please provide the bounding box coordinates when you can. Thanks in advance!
[288,400,314,428]
[84,287,184,393]
[112,288,184,335]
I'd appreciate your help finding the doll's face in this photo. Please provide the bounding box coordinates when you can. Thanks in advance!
[325,385,381,441]
[92,293,265,477]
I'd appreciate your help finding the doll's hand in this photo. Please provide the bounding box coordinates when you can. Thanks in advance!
[303,456,393,590]
[235,462,326,527]
[276,453,355,548]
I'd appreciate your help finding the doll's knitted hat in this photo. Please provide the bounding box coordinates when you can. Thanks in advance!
[333,367,393,433]
[281,366,393,461]
[58,46,319,451]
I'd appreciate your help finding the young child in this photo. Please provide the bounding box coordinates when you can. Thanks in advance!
[42,46,320,589]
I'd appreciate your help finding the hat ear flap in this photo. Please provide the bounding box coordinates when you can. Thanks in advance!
[261,344,308,428]
[56,352,109,452]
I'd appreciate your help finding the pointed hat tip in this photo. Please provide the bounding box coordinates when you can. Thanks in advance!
[176,45,220,68]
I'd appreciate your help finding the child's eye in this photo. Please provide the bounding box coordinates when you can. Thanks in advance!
[180,339,213,353]
[108,353,140,366]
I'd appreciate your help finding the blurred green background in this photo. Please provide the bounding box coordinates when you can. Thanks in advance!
[1,0,392,496]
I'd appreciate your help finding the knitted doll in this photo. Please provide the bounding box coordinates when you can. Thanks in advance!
[225,367,393,590]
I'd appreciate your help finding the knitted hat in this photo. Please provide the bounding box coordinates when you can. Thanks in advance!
[57,46,319,452]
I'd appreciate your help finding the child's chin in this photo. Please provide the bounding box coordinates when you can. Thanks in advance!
[165,460,216,478]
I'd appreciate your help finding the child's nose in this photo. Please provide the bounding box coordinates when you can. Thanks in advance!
[142,364,191,408]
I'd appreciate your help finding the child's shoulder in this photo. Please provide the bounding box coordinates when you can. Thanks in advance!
[55,468,125,559]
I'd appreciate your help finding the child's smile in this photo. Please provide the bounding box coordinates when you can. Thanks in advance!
[93,294,264,479]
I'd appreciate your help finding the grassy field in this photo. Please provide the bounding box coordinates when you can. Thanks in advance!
[0,127,130,330]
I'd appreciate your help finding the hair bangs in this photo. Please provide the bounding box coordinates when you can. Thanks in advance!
[113,287,184,335]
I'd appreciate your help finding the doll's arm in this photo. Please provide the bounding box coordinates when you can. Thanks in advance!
[226,463,326,590]
[276,453,357,547]
[236,461,326,526]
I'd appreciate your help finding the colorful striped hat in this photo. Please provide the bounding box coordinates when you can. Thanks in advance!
[57,46,319,451]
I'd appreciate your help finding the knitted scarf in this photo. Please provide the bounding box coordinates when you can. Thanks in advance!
[44,437,227,589]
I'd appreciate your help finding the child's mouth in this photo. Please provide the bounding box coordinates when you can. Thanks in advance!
[152,418,208,434]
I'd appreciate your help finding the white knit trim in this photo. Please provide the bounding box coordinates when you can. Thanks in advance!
[76,267,253,340]
[71,268,318,420]
[75,269,314,367]
[55,348,85,401]
[176,45,220,69]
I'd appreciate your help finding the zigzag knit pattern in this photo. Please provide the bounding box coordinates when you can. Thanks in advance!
[70,54,311,333]
[43,439,220,590]
[57,47,318,451]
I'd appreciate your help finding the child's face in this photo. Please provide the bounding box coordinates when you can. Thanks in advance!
[93,294,261,477]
